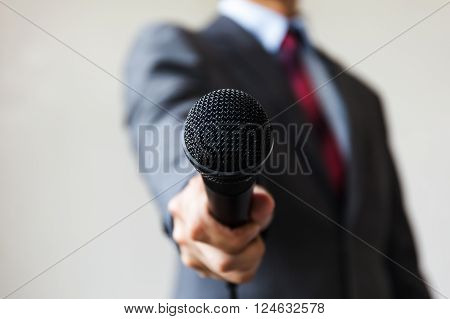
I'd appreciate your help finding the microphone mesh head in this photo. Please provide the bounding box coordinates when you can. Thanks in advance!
[184,89,272,177]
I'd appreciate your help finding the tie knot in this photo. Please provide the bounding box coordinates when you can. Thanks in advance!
[280,28,302,55]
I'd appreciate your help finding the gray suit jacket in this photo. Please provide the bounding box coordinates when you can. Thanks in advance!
[124,16,430,298]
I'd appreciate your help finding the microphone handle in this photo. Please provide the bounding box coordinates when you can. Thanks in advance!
[202,177,254,228]
[201,176,255,299]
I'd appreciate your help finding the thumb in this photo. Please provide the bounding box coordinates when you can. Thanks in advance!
[250,185,275,230]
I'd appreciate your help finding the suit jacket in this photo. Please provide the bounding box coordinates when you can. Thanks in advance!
[124,16,430,298]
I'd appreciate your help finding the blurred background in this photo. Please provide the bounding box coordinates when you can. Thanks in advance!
[0,0,449,298]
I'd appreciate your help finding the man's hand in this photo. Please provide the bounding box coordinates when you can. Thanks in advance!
[168,175,275,284]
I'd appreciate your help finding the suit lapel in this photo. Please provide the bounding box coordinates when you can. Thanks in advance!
[317,51,366,228]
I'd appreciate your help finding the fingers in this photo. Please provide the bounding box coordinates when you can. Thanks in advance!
[197,185,274,253]
[169,179,262,254]
[176,217,265,284]
[174,203,261,254]
[198,212,261,254]
[168,175,205,221]
[250,185,275,230]
[180,236,265,284]
[200,236,265,272]
[198,236,265,284]
[179,246,223,280]
[167,176,274,284]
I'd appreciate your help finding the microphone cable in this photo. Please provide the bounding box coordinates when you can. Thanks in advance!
[227,282,238,299]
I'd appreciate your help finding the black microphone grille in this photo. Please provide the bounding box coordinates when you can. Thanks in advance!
[184,89,272,177]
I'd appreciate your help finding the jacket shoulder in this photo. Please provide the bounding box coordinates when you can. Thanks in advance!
[126,23,204,66]
[123,23,208,124]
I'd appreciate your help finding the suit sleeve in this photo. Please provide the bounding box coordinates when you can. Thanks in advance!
[384,150,431,298]
[123,24,208,238]
[374,99,430,298]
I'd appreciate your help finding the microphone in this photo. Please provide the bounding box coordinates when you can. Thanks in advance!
[183,89,273,228]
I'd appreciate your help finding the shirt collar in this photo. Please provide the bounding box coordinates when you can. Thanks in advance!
[218,0,309,54]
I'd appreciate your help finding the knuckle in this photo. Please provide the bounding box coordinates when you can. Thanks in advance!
[227,237,245,254]
[266,190,275,207]
[172,228,185,245]
[188,176,198,186]
[256,239,266,257]
[189,221,204,241]
[217,256,233,273]
[258,237,266,251]
[172,219,187,244]
[188,175,202,190]
[181,254,197,269]
[167,198,179,215]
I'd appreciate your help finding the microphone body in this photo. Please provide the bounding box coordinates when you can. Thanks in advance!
[183,89,273,229]
[203,176,254,228]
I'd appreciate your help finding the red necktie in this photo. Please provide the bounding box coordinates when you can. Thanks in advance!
[279,29,345,194]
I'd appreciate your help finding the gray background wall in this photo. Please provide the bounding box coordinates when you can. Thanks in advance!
[0,0,449,298]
